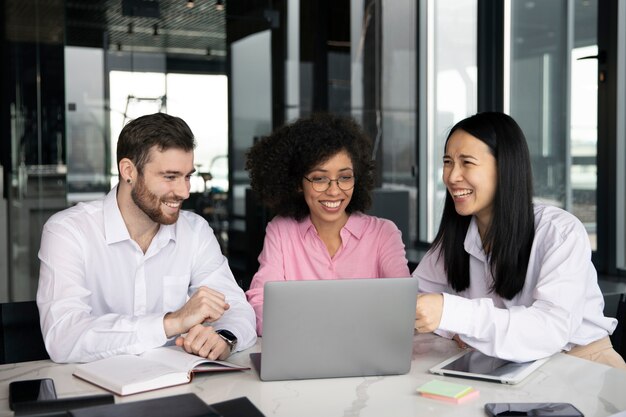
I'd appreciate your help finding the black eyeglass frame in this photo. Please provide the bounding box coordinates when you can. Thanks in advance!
[302,175,356,192]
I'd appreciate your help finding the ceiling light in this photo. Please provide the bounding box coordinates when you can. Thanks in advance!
[186,0,194,9]
[216,0,224,11]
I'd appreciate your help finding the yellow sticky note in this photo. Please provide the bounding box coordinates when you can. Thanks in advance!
[416,380,473,398]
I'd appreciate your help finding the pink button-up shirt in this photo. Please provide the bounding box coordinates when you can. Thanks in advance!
[245,212,411,334]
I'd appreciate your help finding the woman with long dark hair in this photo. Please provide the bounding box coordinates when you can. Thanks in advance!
[413,112,625,368]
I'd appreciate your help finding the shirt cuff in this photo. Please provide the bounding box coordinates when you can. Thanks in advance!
[136,313,169,349]
[434,329,454,339]
[438,293,475,335]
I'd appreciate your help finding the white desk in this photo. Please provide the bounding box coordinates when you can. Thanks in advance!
[1,334,625,417]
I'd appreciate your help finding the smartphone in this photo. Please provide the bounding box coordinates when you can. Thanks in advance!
[9,378,57,411]
[485,402,584,417]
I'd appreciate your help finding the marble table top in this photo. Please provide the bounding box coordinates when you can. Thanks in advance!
[1,333,625,417]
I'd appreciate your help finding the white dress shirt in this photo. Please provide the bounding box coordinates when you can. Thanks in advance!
[37,187,256,363]
[413,204,617,362]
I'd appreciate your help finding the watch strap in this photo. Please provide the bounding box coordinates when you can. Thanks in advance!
[216,329,237,351]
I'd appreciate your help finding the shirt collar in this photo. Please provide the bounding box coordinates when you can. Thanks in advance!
[297,216,316,238]
[464,216,487,261]
[103,186,177,246]
[342,212,365,240]
[297,212,365,240]
[155,223,177,246]
[103,186,130,244]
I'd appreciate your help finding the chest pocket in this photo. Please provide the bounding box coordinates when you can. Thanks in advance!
[162,274,191,311]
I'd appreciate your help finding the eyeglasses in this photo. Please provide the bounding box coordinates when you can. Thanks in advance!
[303,175,356,192]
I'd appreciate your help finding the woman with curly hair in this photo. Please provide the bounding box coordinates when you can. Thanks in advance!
[244,113,411,335]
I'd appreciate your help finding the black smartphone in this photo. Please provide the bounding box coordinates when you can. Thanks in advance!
[9,378,57,410]
[485,402,584,417]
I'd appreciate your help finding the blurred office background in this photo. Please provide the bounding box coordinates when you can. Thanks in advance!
[1,0,625,310]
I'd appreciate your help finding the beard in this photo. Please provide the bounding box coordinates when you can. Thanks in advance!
[131,175,182,225]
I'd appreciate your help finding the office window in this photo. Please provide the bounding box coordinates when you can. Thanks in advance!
[380,0,417,247]
[108,70,229,193]
[507,0,598,249]
[619,3,626,272]
[229,30,273,218]
[570,44,598,249]
[66,46,108,196]
[418,0,477,243]
[167,73,229,191]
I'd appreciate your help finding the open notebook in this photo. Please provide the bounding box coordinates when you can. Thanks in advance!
[73,346,249,395]
[255,277,418,381]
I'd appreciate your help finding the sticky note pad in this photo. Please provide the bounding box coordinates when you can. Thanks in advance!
[416,380,473,398]
[420,388,480,404]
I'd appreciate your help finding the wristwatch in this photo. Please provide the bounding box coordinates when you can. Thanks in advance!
[216,329,238,352]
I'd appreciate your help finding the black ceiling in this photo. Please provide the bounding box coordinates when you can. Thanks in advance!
[8,0,595,62]
[66,0,226,57]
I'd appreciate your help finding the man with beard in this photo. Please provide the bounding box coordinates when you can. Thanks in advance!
[36,113,256,363]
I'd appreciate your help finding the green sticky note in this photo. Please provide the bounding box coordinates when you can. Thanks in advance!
[416,380,473,398]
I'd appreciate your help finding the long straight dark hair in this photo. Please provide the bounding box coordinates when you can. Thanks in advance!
[430,112,535,299]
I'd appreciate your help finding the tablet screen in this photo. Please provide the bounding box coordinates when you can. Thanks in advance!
[441,350,533,377]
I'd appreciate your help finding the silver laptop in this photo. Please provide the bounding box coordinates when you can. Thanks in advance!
[429,350,551,384]
[257,277,418,381]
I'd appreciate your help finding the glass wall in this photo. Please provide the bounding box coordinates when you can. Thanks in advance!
[507,0,598,249]
[416,0,606,262]
[227,29,273,288]
[67,49,230,198]
[419,0,477,243]
[65,47,108,201]
[229,30,273,218]
[108,69,228,192]
[570,43,597,249]
[1,1,232,301]
[618,2,626,272]
[509,0,569,207]
[3,0,67,301]
[168,73,229,191]
[380,0,417,248]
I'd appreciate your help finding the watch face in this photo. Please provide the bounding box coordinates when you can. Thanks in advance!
[217,329,237,345]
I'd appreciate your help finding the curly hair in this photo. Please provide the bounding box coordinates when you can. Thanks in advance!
[245,113,375,220]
